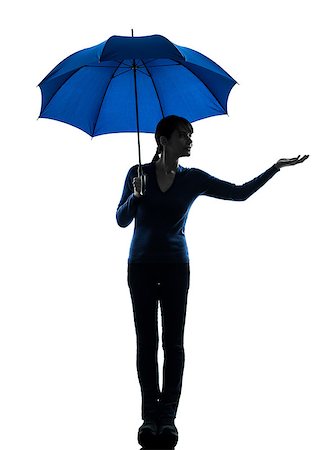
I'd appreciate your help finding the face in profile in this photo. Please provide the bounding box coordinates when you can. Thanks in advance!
[161,125,193,159]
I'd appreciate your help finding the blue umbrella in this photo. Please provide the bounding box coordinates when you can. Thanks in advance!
[38,30,237,186]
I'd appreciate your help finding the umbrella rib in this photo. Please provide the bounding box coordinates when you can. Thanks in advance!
[136,68,151,77]
[113,68,132,78]
[39,67,83,115]
[91,60,127,136]
[92,66,133,78]
[141,59,165,119]
[182,63,233,113]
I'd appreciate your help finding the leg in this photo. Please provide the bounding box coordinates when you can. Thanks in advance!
[157,263,190,420]
[127,263,161,420]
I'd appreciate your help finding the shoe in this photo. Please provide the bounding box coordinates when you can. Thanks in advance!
[157,417,178,448]
[138,419,158,448]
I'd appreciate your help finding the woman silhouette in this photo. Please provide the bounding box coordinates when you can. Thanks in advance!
[116,115,309,447]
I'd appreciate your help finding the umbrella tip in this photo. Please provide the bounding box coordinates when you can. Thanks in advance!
[131,29,134,37]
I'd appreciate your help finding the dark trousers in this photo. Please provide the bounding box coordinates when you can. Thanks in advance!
[127,262,190,420]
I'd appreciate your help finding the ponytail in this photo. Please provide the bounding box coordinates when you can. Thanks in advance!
[152,145,162,163]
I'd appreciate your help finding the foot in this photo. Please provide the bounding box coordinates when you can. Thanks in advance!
[138,419,158,448]
[157,418,178,448]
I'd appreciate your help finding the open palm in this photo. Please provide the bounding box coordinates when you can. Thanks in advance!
[276,154,309,169]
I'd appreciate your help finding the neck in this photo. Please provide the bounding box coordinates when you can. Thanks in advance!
[157,155,179,174]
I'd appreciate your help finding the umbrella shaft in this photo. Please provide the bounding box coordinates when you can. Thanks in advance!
[132,60,142,177]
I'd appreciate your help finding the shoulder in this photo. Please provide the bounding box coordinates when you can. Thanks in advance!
[180,166,212,178]
[127,162,152,177]
[125,165,137,179]
[131,162,153,171]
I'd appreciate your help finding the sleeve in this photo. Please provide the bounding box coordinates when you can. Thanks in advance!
[116,165,143,227]
[198,164,280,201]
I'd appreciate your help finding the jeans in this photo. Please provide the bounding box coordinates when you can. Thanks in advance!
[127,262,190,420]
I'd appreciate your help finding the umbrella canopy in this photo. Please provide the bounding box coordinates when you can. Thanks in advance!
[39,32,237,133]
[38,32,237,178]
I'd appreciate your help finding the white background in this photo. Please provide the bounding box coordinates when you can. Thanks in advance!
[1,0,335,449]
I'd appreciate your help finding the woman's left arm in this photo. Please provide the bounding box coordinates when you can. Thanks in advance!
[199,154,309,201]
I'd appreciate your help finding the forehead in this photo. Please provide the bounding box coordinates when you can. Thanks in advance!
[176,125,192,134]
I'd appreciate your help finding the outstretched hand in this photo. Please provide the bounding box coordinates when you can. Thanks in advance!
[275,155,309,169]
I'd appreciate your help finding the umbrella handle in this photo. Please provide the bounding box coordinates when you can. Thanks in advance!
[137,165,146,196]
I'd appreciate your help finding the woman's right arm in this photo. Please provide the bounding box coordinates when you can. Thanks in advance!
[116,166,142,227]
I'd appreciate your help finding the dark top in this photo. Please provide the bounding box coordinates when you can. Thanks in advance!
[116,161,280,263]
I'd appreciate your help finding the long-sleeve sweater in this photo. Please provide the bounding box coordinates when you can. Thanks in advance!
[116,161,280,263]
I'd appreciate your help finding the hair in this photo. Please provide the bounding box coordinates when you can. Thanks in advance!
[152,115,193,163]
